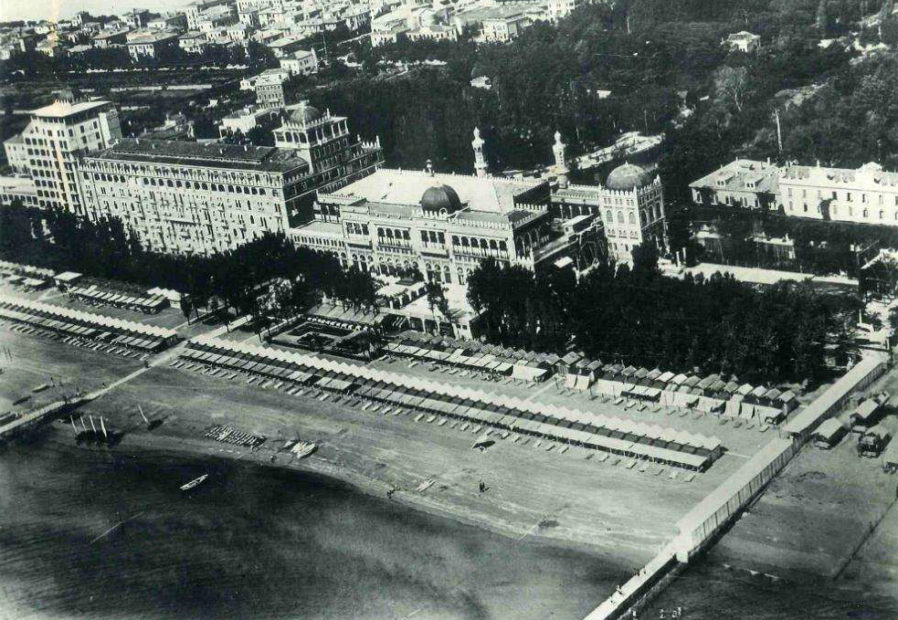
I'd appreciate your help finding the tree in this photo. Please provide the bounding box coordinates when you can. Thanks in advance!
[816,0,831,34]
[713,66,750,113]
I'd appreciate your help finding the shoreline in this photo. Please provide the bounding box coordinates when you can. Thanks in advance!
[40,421,650,568]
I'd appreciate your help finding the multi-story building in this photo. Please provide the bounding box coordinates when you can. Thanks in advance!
[293,167,556,284]
[183,0,233,30]
[279,49,318,76]
[481,12,531,42]
[6,90,121,212]
[291,128,608,283]
[178,31,210,54]
[126,30,179,61]
[77,104,383,255]
[93,29,130,48]
[78,140,311,255]
[122,9,151,30]
[272,101,385,219]
[690,160,898,227]
[688,159,780,210]
[254,68,292,109]
[547,0,584,20]
[725,31,761,53]
[546,130,667,265]
[779,162,898,225]
[551,165,666,265]
[0,176,39,208]
[3,134,30,174]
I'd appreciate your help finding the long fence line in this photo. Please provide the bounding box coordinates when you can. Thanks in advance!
[582,354,890,620]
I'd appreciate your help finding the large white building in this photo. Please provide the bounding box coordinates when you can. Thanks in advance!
[690,160,898,227]
[291,129,610,283]
[76,103,383,255]
[3,90,121,213]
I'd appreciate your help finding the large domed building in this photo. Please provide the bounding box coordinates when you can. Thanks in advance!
[421,183,462,215]
[551,155,667,265]
[605,162,654,192]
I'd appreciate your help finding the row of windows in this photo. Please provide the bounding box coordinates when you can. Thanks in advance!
[786,186,898,206]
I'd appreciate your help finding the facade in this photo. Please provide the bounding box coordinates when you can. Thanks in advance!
[292,167,557,284]
[77,105,382,255]
[547,0,585,20]
[272,101,385,220]
[126,31,179,60]
[291,126,610,283]
[219,106,280,138]
[3,134,30,174]
[77,140,310,255]
[688,159,780,210]
[779,162,898,225]
[0,176,39,208]
[254,68,292,109]
[551,163,667,265]
[279,49,318,76]
[178,31,210,54]
[9,90,121,212]
[690,160,898,227]
[481,13,531,42]
[726,31,761,53]
[93,29,130,48]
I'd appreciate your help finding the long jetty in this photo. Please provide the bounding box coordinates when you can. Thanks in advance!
[0,396,88,441]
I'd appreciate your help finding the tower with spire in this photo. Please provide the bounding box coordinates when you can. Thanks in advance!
[472,127,487,178]
[553,130,569,188]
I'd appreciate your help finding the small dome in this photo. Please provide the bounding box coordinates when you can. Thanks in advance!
[286,102,322,125]
[605,163,653,191]
[421,183,461,214]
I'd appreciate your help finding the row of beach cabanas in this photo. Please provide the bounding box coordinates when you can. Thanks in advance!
[386,332,798,423]
[184,336,722,470]
[0,295,179,352]
[67,285,169,314]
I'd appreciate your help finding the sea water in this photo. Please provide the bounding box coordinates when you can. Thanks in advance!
[0,438,623,620]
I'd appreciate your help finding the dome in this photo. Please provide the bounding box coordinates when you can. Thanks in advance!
[286,102,322,125]
[605,163,653,191]
[421,183,462,214]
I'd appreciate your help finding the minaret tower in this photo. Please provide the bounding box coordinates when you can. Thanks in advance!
[472,127,487,178]
[553,130,569,188]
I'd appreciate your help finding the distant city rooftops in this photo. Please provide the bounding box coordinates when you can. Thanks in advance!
[86,139,309,173]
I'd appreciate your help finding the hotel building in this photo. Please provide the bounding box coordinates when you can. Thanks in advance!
[291,129,611,284]
[690,160,898,227]
[77,102,382,255]
[3,90,122,213]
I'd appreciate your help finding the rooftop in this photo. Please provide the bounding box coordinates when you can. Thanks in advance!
[85,139,309,173]
[689,159,780,194]
[325,168,546,214]
[29,97,111,119]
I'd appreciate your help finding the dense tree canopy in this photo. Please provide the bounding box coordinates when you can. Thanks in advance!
[467,252,857,384]
[0,203,376,323]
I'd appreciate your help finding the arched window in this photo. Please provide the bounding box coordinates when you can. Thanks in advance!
[489,239,497,250]
[617,211,624,224]
[480,239,488,249]
[499,241,507,252]
[461,237,469,247]
[628,212,636,225]
[863,209,869,218]
[452,235,459,245]
[606,210,613,221]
